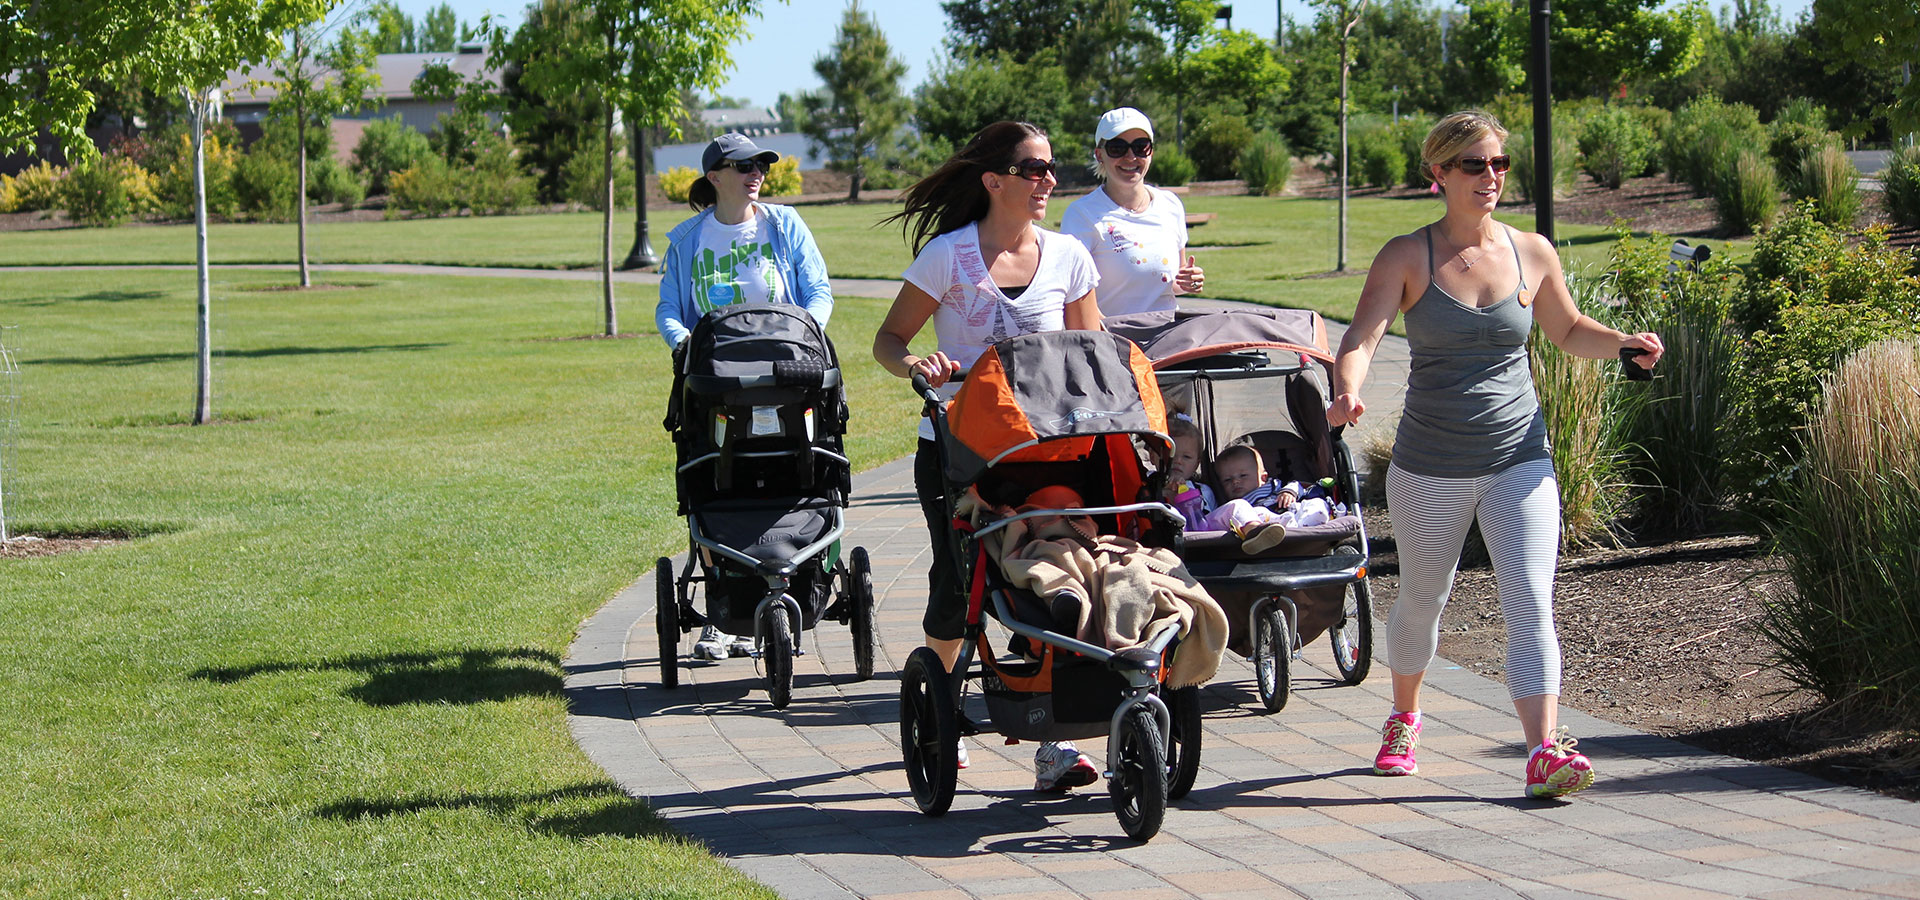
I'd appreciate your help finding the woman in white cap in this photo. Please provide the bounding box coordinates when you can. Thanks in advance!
[1060,107,1204,316]
[656,132,836,661]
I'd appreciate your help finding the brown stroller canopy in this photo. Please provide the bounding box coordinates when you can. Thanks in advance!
[1103,307,1334,368]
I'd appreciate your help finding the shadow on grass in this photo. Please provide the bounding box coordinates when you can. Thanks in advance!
[192,647,562,706]
[315,781,683,840]
[9,289,170,307]
[33,342,447,366]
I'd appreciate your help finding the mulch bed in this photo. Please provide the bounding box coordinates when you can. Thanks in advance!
[0,535,121,558]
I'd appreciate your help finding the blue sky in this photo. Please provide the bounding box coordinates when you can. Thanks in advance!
[408,0,1817,111]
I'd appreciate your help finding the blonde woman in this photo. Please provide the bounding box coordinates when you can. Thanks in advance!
[1328,110,1664,799]
[1059,107,1203,316]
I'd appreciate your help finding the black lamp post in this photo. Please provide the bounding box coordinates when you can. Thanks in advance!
[1216,3,1233,30]
[620,122,657,270]
[1530,0,1554,244]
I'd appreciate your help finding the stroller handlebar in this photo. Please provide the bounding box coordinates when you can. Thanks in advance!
[971,502,1184,541]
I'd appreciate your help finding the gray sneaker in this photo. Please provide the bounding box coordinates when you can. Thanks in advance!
[727,634,756,658]
[1034,740,1098,792]
[691,625,728,661]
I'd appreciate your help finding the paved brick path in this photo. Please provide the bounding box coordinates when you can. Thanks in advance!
[569,463,1920,900]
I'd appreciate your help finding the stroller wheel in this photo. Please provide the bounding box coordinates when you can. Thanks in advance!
[1329,548,1374,686]
[849,547,876,681]
[1164,685,1203,800]
[655,557,678,690]
[765,604,794,710]
[898,647,958,816]
[1110,705,1168,841]
[1253,604,1290,714]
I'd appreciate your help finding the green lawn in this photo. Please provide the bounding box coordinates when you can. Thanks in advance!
[0,193,1739,329]
[0,269,923,898]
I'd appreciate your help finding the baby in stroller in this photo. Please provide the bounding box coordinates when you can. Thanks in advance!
[1163,417,1346,555]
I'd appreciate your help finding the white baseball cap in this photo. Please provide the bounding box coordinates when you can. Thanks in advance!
[1095,107,1155,142]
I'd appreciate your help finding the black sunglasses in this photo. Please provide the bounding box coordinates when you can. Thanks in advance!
[1102,137,1154,159]
[1004,157,1058,181]
[1445,154,1512,175]
[716,159,769,175]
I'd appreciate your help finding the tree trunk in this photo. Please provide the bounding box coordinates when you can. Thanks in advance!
[296,81,311,288]
[849,160,861,202]
[190,90,212,426]
[601,103,617,337]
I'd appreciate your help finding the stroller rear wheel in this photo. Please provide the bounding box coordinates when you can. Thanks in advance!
[1110,705,1168,841]
[898,647,958,816]
[764,603,795,709]
[1329,547,1373,686]
[1164,685,1202,800]
[1253,604,1291,714]
[655,557,679,690]
[849,547,876,681]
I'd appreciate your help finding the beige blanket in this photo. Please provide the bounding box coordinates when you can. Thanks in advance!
[967,495,1228,689]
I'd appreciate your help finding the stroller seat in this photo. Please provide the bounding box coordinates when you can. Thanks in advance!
[1180,515,1362,561]
[694,496,835,565]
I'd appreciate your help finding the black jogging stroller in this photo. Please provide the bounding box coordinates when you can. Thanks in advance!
[656,303,877,708]
[901,329,1218,842]
[1107,307,1374,714]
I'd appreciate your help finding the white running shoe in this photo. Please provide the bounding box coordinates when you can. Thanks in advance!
[1034,740,1098,792]
[727,634,756,658]
[956,740,970,769]
[691,625,728,661]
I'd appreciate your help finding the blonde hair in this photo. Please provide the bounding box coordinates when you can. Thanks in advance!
[1421,110,1509,184]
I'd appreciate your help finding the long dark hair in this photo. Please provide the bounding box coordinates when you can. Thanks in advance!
[689,171,718,210]
[885,121,1047,255]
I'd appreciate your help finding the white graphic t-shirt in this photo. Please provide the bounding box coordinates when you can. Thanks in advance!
[1060,186,1189,316]
[901,222,1098,439]
[691,210,786,314]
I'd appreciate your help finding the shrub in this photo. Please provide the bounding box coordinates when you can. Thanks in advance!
[1767,121,1839,190]
[1388,117,1430,188]
[59,158,136,227]
[1531,274,1635,548]
[1605,231,1743,534]
[1760,339,1920,731]
[1796,145,1860,227]
[2,161,66,213]
[155,133,240,220]
[1709,147,1779,235]
[232,149,298,222]
[1578,106,1657,189]
[1238,133,1292,196]
[462,139,535,216]
[1350,125,1405,189]
[763,155,802,197]
[1189,114,1253,181]
[1150,144,1195,186]
[559,136,636,211]
[305,156,365,208]
[351,117,434,196]
[387,156,461,218]
[1724,204,1920,507]
[1505,127,1576,204]
[658,166,700,204]
[1881,144,1920,229]
[1663,95,1765,191]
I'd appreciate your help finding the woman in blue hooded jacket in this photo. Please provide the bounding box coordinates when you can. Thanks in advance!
[654,133,834,350]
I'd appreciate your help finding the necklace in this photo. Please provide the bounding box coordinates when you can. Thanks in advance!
[1459,246,1483,269]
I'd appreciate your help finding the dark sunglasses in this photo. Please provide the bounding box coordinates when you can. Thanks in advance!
[1004,157,1058,181]
[1102,136,1154,158]
[1445,154,1512,175]
[716,159,769,175]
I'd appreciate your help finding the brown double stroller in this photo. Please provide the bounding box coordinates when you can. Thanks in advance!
[1107,307,1375,713]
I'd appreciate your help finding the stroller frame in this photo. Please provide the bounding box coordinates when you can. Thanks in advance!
[899,330,1202,843]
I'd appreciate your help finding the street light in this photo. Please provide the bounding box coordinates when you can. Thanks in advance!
[620,122,657,270]
[1216,3,1233,30]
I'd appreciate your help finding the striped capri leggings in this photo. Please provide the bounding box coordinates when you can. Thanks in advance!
[1385,457,1562,701]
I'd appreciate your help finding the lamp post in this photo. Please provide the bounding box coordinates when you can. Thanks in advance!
[620,121,657,270]
[1216,3,1233,30]
[1530,0,1554,244]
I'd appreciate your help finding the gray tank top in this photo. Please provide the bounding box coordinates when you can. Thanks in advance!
[1390,225,1550,478]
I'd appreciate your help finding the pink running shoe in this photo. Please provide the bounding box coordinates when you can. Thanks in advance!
[1373,711,1420,775]
[1526,728,1595,798]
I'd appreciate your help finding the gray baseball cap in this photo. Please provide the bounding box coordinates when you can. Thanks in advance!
[702,133,779,171]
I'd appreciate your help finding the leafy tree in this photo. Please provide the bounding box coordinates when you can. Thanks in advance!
[940,0,1091,62]
[263,6,381,286]
[1183,30,1290,124]
[419,3,461,51]
[1458,0,1710,100]
[492,0,763,336]
[1138,0,1218,149]
[798,2,909,201]
[363,0,417,52]
[913,50,1077,150]
[1808,0,1918,137]
[500,0,608,203]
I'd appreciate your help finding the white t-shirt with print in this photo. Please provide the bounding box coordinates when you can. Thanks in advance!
[1060,185,1189,317]
[690,210,787,314]
[901,222,1099,439]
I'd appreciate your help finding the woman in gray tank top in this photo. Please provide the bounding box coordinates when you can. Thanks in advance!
[1327,111,1665,800]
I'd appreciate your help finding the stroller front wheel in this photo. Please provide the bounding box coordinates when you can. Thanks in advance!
[1110,705,1168,841]
[849,547,876,681]
[1253,604,1291,714]
[765,603,795,709]
[655,557,679,690]
[1163,684,1203,800]
[899,647,958,816]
